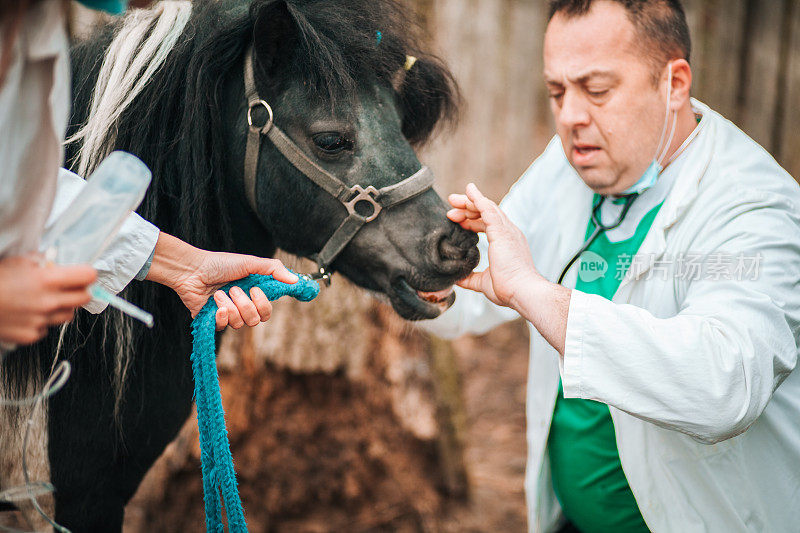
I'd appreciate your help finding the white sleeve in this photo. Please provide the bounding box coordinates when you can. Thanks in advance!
[562,193,800,444]
[49,168,160,313]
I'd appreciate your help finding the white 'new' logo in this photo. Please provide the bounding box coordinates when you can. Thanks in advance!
[578,251,608,283]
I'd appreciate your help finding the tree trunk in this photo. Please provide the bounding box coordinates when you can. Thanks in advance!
[125,254,478,532]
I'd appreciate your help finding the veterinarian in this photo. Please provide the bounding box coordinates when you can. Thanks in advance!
[0,0,296,348]
[425,1,800,531]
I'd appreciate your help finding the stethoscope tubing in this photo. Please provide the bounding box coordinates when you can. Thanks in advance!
[556,193,639,286]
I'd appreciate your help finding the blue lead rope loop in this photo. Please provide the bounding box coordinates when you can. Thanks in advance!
[190,273,319,533]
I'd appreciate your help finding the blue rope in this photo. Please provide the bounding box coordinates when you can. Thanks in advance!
[190,274,320,532]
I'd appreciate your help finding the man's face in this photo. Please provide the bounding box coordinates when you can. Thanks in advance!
[544,1,668,195]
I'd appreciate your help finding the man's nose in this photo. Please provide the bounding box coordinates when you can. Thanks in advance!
[557,91,591,130]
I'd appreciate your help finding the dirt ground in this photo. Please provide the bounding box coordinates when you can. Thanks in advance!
[123,314,530,532]
[439,321,530,533]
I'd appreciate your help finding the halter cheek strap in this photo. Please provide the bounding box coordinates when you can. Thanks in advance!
[242,46,434,283]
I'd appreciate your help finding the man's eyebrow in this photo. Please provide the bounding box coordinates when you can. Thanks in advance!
[544,69,619,85]
[572,69,619,84]
[543,74,564,86]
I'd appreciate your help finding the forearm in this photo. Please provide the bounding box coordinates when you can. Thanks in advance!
[144,231,202,290]
[510,278,571,355]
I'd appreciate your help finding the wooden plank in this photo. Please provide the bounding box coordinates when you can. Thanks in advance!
[709,0,748,118]
[688,0,747,119]
[428,335,470,498]
[681,0,706,90]
[738,0,786,151]
[779,0,800,179]
[421,0,500,193]
[494,0,548,194]
[422,0,549,200]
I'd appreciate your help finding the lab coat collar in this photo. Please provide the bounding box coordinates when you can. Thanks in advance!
[552,155,594,287]
[620,98,715,288]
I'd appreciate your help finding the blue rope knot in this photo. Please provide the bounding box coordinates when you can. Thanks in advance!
[190,273,319,532]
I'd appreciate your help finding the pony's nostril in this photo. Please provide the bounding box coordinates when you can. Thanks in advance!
[437,227,478,261]
[430,226,479,275]
[463,230,479,248]
[437,235,468,261]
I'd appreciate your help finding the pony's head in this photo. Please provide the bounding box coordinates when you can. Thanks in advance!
[69,0,479,320]
[221,0,479,319]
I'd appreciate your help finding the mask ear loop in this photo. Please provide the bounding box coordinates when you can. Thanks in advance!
[659,113,678,164]
[656,62,676,166]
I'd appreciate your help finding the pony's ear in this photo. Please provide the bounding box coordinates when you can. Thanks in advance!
[250,0,299,79]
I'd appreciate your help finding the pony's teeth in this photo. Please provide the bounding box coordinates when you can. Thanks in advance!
[416,286,454,303]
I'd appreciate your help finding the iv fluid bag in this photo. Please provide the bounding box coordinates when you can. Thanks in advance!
[40,151,151,265]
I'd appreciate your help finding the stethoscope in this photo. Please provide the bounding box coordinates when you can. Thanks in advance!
[556,193,639,285]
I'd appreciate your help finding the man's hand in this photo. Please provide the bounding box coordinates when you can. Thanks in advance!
[447,183,542,307]
[146,233,298,331]
[0,256,96,346]
[447,183,571,354]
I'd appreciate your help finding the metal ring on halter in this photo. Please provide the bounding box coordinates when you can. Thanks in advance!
[307,265,332,286]
[344,185,383,222]
[247,99,274,133]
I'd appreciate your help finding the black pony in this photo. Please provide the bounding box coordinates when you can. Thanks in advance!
[2,0,478,530]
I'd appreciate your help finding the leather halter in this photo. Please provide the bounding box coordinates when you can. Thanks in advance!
[242,47,434,284]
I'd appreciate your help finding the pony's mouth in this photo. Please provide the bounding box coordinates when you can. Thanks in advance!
[390,278,456,320]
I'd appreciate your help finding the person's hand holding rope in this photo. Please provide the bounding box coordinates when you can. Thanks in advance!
[145,233,298,331]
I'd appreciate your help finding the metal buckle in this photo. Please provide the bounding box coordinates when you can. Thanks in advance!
[344,185,382,222]
[306,265,332,287]
[247,99,274,133]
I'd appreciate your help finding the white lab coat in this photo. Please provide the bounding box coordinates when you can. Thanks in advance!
[0,0,159,313]
[423,99,800,532]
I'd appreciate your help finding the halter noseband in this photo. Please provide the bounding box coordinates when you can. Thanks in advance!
[242,47,434,285]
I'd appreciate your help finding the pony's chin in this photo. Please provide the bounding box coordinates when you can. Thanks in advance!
[388,278,456,320]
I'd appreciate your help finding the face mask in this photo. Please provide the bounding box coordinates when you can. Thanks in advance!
[621,63,676,196]
[75,0,128,15]
[623,159,661,195]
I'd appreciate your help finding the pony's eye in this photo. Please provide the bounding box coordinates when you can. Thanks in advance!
[312,132,353,154]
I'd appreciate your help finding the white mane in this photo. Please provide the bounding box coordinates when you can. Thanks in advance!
[67,1,193,177]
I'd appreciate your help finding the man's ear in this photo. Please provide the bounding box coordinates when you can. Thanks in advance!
[250,0,299,81]
[668,58,692,111]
